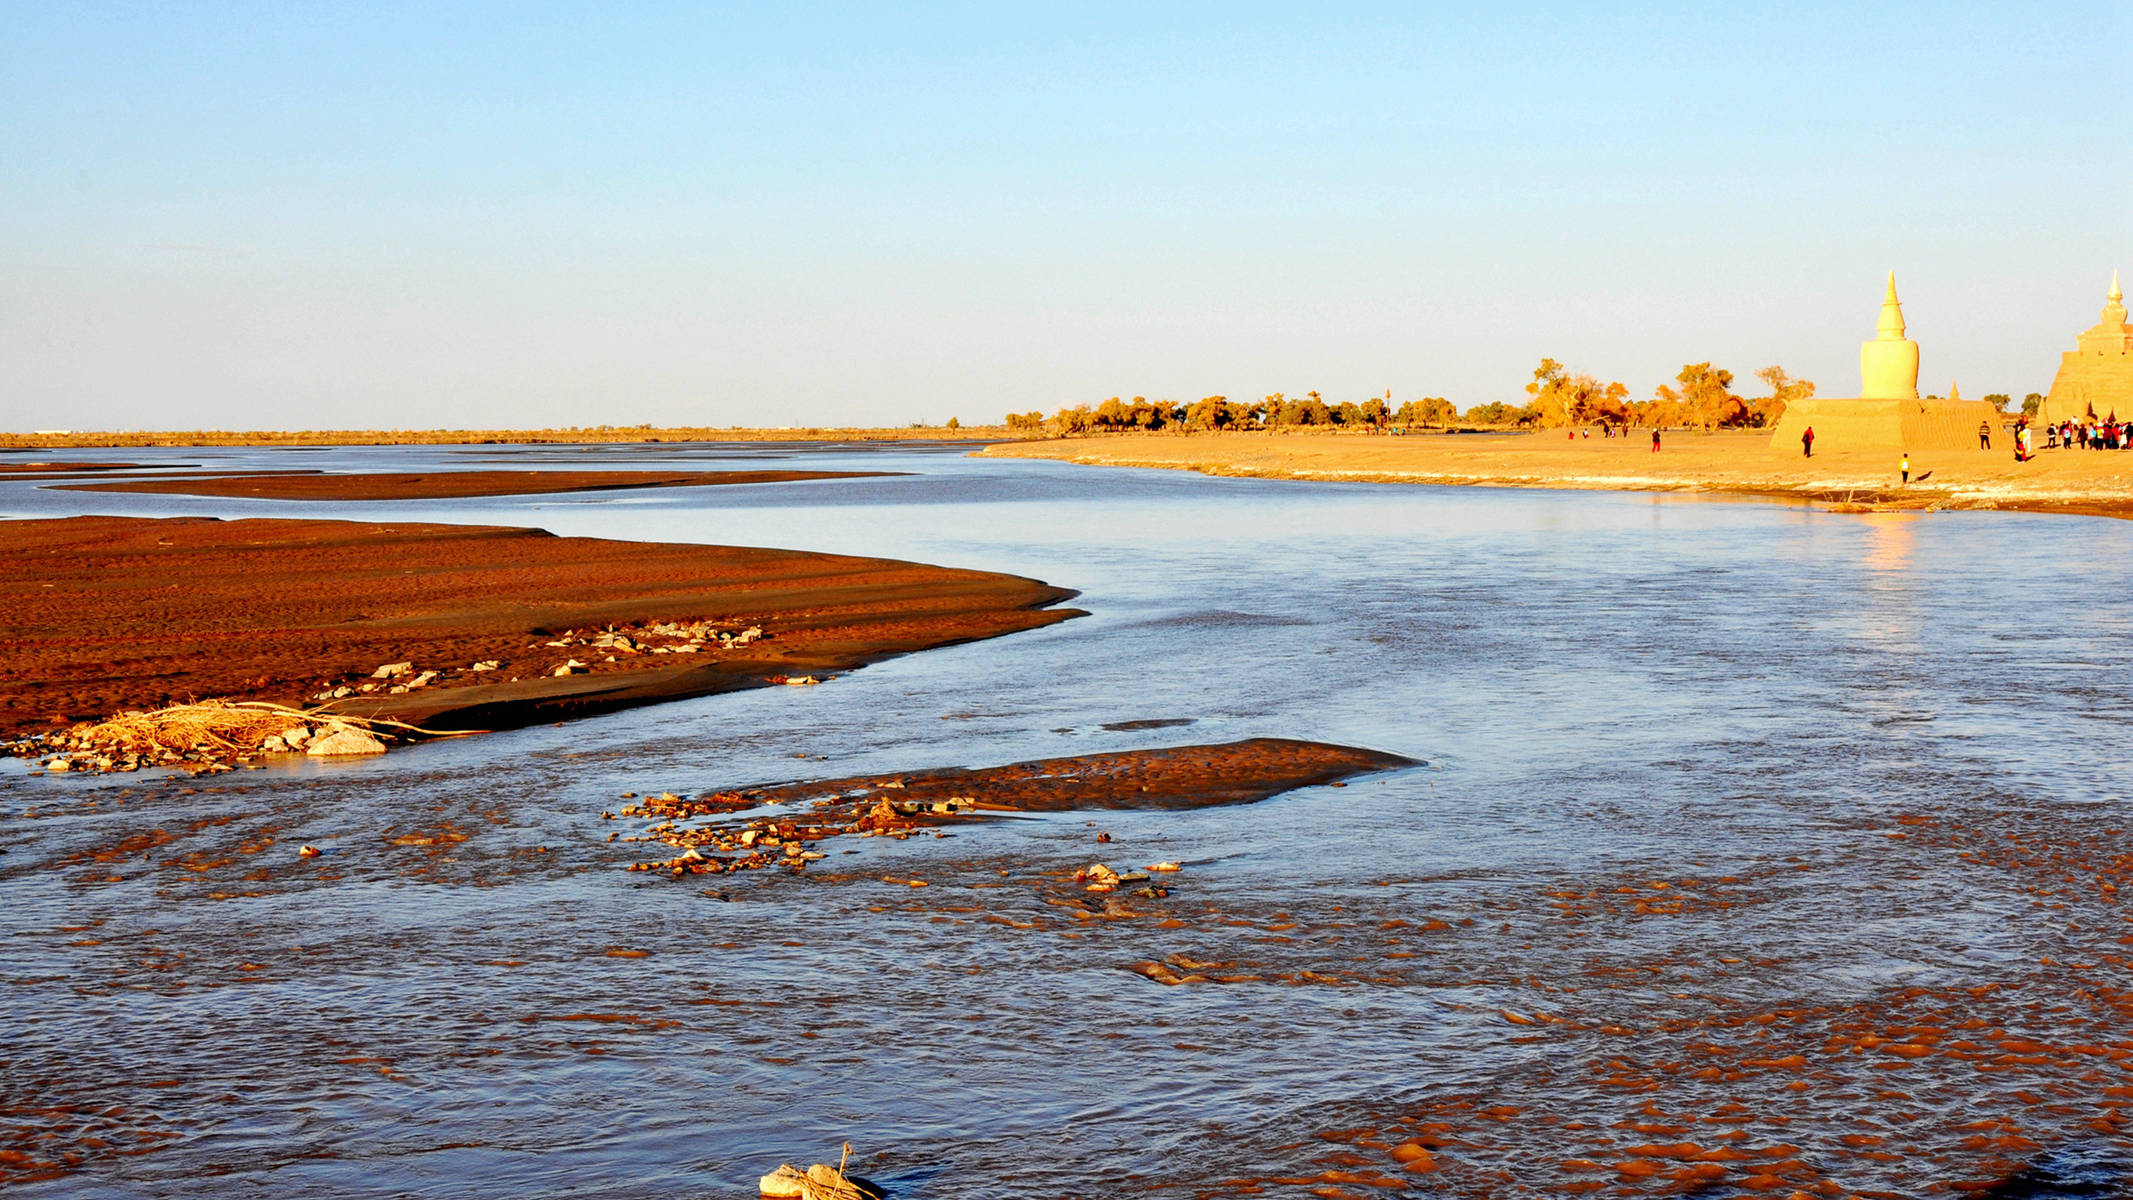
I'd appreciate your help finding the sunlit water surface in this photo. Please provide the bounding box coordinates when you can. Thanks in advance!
[4,443,2131,1197]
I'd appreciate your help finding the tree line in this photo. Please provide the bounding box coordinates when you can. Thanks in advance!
[1003,392,1454,434]
[1004,359,1827,434]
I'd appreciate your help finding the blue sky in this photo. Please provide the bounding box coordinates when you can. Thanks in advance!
[2,2,2127,430]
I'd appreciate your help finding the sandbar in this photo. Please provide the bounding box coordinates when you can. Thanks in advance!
[979,430,2133,518]
[56,468,895,501]
[0,516,1081,738]
[676,737,1414,815]
[0,461,158,479]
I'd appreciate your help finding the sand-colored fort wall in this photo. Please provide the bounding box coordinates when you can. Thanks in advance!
[1768,396,2004,455]
[2038,352,2133,426]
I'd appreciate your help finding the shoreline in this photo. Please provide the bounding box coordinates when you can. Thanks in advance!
[0,515,1083,749]
[53,468,897,501]
[977,430,2133,520]
[0,427,1006,450]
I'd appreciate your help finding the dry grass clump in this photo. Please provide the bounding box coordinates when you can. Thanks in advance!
[76,700,315,758]
[11,700,452,774]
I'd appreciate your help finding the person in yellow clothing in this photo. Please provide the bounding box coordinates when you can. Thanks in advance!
[1900,453,1911,485]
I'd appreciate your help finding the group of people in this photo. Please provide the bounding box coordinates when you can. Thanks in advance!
[2000,416,2126,462]
[2039,417,2129,451]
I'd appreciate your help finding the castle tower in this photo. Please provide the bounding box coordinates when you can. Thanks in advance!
[2038,272,2133,425]
[1859,272,1921,399]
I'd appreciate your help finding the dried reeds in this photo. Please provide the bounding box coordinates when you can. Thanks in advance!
[33,699,467,772]
[800,1145,884,1200]
[72,700,314,758]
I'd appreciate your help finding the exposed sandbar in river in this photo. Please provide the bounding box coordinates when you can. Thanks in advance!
[0,515,1081,737]
[53,467,896,501]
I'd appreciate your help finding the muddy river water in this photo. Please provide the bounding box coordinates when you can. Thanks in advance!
[4,442,2132,1198]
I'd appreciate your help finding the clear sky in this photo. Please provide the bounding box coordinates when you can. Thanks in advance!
[3,2,2128,431]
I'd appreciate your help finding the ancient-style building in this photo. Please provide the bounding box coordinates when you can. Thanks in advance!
[1859,271,1920,399]
[2037,273,2133,425]
[1768,274,2001,454]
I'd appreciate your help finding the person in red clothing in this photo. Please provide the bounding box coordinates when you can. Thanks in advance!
[1802,426,1815,457]
[1650,428,1661,453]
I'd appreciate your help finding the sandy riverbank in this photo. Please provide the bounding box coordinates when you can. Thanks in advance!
[0,516,1081,741]
[55,468,895,501]
[979,430,2133,518]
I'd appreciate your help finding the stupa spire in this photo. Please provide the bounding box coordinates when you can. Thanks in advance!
[2105,270,2127,327]
[1860,271,1920,399]
[1876,271,1907,340]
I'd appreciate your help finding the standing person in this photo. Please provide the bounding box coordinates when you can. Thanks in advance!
[1978,420,1992,450]
[1651,428,1662,453]
[1802,426,1815,457]
[2021,423,2034,461]
[1900,453,1911,485]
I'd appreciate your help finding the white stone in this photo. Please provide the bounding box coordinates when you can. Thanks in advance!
[306,726,386,757]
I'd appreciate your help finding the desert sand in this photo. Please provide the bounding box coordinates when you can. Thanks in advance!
[980,429,2133,517]
[0,515,1081,739]
[56,468,894,501]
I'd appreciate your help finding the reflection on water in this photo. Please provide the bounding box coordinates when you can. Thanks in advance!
[4,445,2133,1197]
[1861,510,1918,573]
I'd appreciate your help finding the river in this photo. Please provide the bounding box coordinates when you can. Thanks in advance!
[4,442,2130,1197]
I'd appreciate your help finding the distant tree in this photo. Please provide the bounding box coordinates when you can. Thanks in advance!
[1591,380,1633,425]
[1675,362,1746,429]
[1184,395,1249,431]
[1642,385,1691,429]
[1005,410,1046,431]
[1523,358,1629,427]
[1356,397,1391,429]
[1269,392,1332,427]
[1980,393,2010,412]
[1464,400,1524,426]
[2022,392,2045,417]
[1132,398,1182,430]
[1049,404,1094,435]
[1753,366,1815,426]
[1523,359,1571,424]
[1394,396,1458,427]
[945,416,960,430]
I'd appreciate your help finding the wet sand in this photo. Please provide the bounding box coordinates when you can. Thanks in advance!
[0,461,157,479]
[0,516,1081,739]
[616,738,1413,881]
[980,430,2133,518]
[714,737,1415,813]
[55,468,895,501]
